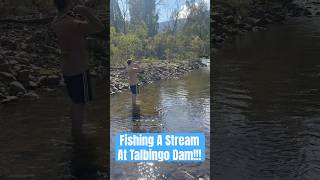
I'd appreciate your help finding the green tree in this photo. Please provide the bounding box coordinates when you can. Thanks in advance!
[129,0,158,37]
[111,0,125,32]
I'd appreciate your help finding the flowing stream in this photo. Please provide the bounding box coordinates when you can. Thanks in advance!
[110,67,210,179]
[212,16,320,179]
[0,66,209,179]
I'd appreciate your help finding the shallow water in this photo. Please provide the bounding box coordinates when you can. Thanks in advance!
[110,68,210,179]
[0,79,109,179]
[212,17,320,179]
[0,67,209,179]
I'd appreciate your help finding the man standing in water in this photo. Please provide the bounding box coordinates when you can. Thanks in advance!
[51,0,104,136]
[127,59,140,104]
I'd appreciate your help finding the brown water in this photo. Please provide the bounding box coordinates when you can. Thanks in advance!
[110,68,210,179]
[213,16,320,179]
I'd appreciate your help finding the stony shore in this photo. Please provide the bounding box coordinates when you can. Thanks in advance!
[110,60,206,95]
[1,1,314,104]
[0,20,205,104]
[0,21,108,104]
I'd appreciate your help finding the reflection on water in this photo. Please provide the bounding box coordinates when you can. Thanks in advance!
[0,78,108,179]
[70,133,99,180]
[213,17,320,179]
[132,104,141,121]
[110,68,210,179]
[0,67,208,179]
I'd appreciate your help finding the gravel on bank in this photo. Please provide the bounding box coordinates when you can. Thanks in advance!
[0,21,107,104]
[211,1,313,50]
[110,60,207,95]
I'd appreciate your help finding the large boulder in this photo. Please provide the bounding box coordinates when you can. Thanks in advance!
[17,69,31,83]
[9,81,26,95]
[27,81,38,90]
[47,75,60,86]
[39,76,48,86]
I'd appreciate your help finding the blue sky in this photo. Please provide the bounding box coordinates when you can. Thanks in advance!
[157,0,210,22]
[118,0,210,23]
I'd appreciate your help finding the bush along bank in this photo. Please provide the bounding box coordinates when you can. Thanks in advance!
[0,22,108,104]
[211,0,312,50]
[110,60,206,95]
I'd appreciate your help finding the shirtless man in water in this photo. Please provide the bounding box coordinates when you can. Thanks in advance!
[51,0,104,136]
[126,59,140,104]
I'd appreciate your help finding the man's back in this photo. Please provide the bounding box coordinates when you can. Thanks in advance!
[127,65,138,85]
[52,15,90,76]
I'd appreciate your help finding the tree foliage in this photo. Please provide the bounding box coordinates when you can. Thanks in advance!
[111,0,210,65]
[128,0,158,37]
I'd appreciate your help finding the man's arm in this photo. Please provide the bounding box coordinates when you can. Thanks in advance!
[73,6,104,34]
[133,63,140,72]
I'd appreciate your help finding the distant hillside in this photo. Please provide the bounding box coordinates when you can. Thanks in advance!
[158,18,187,33]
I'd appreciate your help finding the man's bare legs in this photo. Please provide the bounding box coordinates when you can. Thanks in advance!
[132,94,137,105]
[71,103,85,138]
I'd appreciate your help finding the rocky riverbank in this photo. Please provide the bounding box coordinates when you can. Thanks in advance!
[110,60,206,95]
[0,21,108,104]
[0,20,205,104]
[212,0,313,50]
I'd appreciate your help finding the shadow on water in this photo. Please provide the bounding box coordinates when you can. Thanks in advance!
[132,104,141,121]
[0,77,109,179]
[69,133,99,180]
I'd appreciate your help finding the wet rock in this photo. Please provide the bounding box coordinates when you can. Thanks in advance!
[42,87,55,92]
[0,61,12,72]
[225,15,234,24]
[3,50,15,57]
[0,85,7,95]
[0,72,16,84]
[47,75,60,86]
[16,91,25,97]
[0,93,6,99]
[90,70,98,77]
[1,96,18,104]
[17,69,31,83]
[39,76,47,85]
[254,17,272,26]
[24,92,39,99]
[12,64,22,73]
[9,81,26,95]
[27,81,38,90]
[304,9,312,16]
[8,59,18,65]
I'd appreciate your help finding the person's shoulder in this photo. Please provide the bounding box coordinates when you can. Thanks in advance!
[51,15,71,30]
[127,66,134,72]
